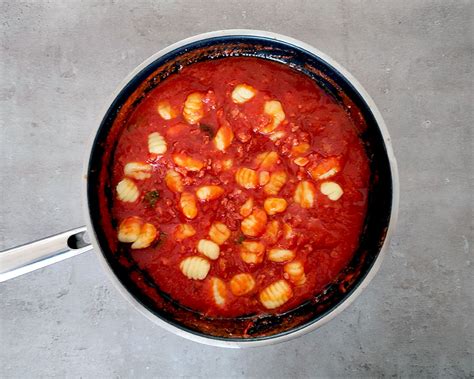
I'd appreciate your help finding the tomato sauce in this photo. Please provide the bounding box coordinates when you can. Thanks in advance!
[109,57,370,318]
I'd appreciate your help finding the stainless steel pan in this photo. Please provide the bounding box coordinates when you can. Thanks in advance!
[0,30,399,348]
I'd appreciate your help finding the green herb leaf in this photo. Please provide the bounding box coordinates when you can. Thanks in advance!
[199,124,215,138]
[143,190,160,208]
[154,231,167,248]
[235,234,246,244]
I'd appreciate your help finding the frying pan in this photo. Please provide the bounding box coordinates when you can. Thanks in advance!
[0,30,399,348]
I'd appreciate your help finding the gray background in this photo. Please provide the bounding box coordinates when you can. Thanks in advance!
[1,0,472,377]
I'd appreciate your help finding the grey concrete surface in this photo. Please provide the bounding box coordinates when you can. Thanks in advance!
[0,0,472,377]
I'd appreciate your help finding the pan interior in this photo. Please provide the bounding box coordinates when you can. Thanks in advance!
[87,36,392,341]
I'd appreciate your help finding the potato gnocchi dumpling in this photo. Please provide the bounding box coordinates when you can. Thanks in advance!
[165,170,184,193]
[197,239,220,260]
[240,241,265,264]
[173,153,204,172]
[284,261,307,286]
[117,217,157,249]
[221,158,233,170]
[259,171,270,186]
[235,167,258,189]
[268,130,286,141]
[267,248,295,263]
[230,273,256,296]
[263,197,288,215]
[264,171,287,195]
[131,223,157,249]
[196,185,225,201]
[214,123,234,151]
[118,216,143,243]
[283,223,295,239]
[208,222,231,245]
[174,224,196,241]
[180,256,211,280]
[294,180,316,208]
[320,181,343,201]
[262,220,280,244]
[116,178,140,202]
[231,83,256,104]
[124,162,152,180]
[309,157,341,180]
[241,208,268,237]
[291,143,310,156]
[148,132,167,155]
[239,197,254,217]
[183,92,205,124]
[179,192,198,219]
[293,157,309,167]
[259,280,293,309]
[157,100,177,120]
[262,100,285,134]
[255,151,279,169]
[210,277,227,307]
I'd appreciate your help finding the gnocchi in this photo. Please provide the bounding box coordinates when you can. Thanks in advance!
[116,178,139,202]
[235,167,258,189]
[148,132,167,155]
[117,216,157,249]
[261,100,285,134]
[214,123,234,151]
[118,216,143,243]
[230,273,255,296]
[320,181,343,201]
[231,83,256,104]
[179,192,198,219]
[180,256,211,280]
[157,100,176,120]
[262,220,280,245]
[131,223,157,249]
[284,261,306,286]
[196,185,225,201]
[174,224,196,241]
[264,171,287,195]
[309,157,341,180]
[291,142,310,156]
[210,277,227,307]
[263,197,288,215]
[294,180,316,208]
[255,151,279,169]
[239,197,254,217]
[259,171,270,186]
[259,280,293,309]
[183,92,205,124]
[283,223,295,239]
[124,162,152,180]
[197,239,220,260]
[293,157,309,167]
[209,222,231,245]
[173,153,204,172]
[165,170,184,193]
[240,241,265,264]
[267,248,295,263]
[241,208,268,237]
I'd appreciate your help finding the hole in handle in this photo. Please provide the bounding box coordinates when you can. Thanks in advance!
[67,231,90,249]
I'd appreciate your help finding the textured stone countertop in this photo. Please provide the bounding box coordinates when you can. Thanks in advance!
[0,1,472,377]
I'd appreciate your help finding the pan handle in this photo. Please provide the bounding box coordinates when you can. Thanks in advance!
[0,227,93,282]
